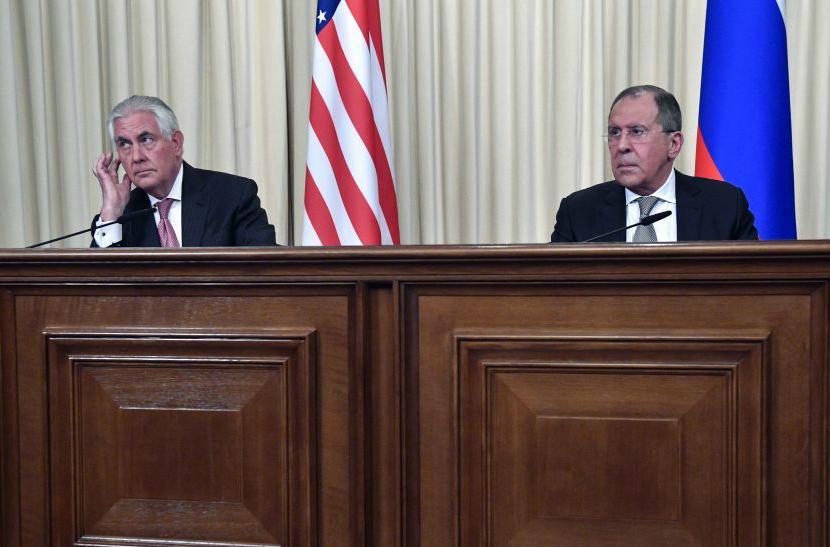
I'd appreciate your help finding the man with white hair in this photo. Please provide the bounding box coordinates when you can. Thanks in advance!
[91,95,276,247]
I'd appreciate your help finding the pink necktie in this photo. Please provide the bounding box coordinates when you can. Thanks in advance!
[156,198,180,247]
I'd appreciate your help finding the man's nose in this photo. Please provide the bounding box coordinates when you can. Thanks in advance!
[615,133,632,153]
[131,144,147,162]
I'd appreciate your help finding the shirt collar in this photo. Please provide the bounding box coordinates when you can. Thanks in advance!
[147,163,184,205]
[625,169,677,205]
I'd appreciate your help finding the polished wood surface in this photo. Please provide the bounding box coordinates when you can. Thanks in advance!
[0,242,827,546]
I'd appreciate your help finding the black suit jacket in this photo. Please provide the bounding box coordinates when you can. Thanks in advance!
[550,171,759,242]
[92,162,277,247]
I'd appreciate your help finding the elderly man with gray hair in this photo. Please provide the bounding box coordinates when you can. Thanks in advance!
[551,84,758,243]
[91,95,276,247]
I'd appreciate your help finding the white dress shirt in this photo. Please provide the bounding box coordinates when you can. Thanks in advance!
[624,170,677,242]
[94,164,184,247]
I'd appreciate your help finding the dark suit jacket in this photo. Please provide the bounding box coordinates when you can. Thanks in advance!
[550,171,759,242]
[92,162,277,247]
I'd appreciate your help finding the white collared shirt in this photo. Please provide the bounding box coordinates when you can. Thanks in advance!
[94,164,184,247]
[624,170,677,242]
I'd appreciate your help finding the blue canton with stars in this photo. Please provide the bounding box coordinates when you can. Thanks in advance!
[315,0,342,33]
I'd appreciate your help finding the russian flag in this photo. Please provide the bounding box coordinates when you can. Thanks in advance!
[696,0,796,239]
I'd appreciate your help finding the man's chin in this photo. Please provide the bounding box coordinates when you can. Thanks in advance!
[613,174,643,188]
[132,177,165,197]
[613,176,653,195]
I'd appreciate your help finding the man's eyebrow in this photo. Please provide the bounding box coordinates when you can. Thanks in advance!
[137,131,154,139]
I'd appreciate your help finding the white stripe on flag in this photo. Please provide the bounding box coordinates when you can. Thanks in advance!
[301,210,322,246]
[306,126,364,244]
[332,1,372,99]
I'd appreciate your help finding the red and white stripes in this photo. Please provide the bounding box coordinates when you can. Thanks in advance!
[303,0,399,245]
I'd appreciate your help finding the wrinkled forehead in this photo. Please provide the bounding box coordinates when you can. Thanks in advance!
[608,94,659,127]
[114,111,163,139]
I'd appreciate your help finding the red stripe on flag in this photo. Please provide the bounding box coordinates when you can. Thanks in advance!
[309,81,382,244]
[365,2,396,239]
[344,0,370,47]
[344,0,386,80]
[304,168,341,245]
[318,25,399,242]
[373,137,400,242]
[318,26,377,161]
[366,0,387,80]
[694,128,724,181]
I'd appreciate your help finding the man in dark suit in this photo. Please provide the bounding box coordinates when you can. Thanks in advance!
[91,95,276,247]
[551,85,758,243]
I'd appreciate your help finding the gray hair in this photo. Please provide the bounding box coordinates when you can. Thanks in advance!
[609,85,682,132]
[107,95,180,147]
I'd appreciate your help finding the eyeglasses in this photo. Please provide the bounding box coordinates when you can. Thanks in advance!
[603,126,679,143]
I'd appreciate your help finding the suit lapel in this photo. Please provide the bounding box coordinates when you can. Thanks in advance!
[140,214,162,247]
[181,162,210,247]
[123,192,161,247]
[675,171,702,241]
[599,183,627,242]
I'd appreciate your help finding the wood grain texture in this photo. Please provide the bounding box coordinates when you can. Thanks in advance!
[455,340,763,546]
[46,334,313,545]
[7,286,358,547]
[0,243,825,546]
[405,280,815,546]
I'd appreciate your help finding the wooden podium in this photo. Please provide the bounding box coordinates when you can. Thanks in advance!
[0,242,827,546]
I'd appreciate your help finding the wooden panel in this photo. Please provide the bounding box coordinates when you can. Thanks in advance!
[46,334,314,546]
[8,288,360,547]
[532,416,681,521]
[367,283,402,546]
[0,245,827,546]
[407,284,814,546]
[458,340,763,546]
[0,287,19,547]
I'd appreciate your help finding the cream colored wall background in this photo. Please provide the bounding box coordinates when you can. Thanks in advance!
[0,0,827,247]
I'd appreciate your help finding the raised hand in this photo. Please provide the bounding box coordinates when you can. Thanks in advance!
[92,152,132,221]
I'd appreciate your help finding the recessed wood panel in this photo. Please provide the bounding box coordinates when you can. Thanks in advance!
[409,285,794,546]
[117,407,244,503]
[532,416,681,521]
[4,287,363,547]
[467,357,744,547]
[458,338,763,546]
[47,334,314,546]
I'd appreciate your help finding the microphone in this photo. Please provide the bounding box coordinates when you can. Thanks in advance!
[581,210,672,243]
[26,206,157,249]
[639,210,671,226]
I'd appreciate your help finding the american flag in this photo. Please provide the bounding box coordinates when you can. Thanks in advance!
[302,0,400,245]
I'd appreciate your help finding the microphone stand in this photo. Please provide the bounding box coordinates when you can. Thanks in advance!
[26,207,157,249]
[581,211,672,243]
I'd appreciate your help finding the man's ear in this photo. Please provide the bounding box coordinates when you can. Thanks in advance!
[668,131,684,160]
[171,130,184,159]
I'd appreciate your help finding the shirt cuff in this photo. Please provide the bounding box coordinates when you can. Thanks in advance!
[93,218,123,247]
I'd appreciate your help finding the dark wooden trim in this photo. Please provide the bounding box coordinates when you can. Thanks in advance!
[0,243,827,546]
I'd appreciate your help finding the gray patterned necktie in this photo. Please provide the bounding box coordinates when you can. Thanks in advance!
[632,196,660,242]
